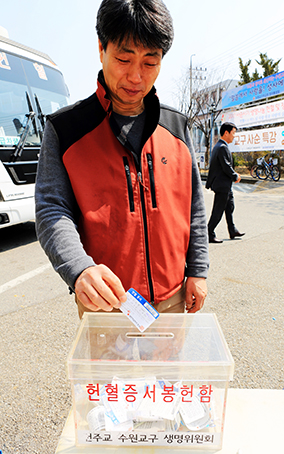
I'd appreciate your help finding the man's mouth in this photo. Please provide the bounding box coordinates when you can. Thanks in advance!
[122,87,141,96]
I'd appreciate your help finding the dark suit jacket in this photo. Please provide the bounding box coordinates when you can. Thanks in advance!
[205,139,239,193]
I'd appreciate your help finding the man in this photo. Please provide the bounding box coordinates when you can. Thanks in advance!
[35,0,209,317]
[206,122,245,244]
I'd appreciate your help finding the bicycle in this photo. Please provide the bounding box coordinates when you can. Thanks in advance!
[251,156,269,179]
[255,155,280,181]
[250,164,258,178]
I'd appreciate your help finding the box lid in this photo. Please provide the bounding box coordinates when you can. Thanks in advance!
[67,313,234,381]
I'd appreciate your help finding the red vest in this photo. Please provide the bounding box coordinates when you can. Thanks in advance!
[61,80,192,303]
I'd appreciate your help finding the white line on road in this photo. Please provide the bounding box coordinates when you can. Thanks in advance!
[0,263,52,295]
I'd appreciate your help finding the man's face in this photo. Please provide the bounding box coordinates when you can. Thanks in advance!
[99,39,162,115]
[224,128,236,144]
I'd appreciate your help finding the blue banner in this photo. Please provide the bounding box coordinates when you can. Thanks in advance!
[222,71,284,109]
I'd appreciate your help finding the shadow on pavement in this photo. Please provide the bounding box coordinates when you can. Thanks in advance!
[0,221,37,252]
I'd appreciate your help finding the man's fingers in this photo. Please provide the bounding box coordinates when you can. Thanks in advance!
[91,280,123,310]
[75,264,127,312]
[185,277,207,313]
[98,266,127,305]
[186,297,204,313]
[76,291,102,312]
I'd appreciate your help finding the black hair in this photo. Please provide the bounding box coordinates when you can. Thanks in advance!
[220,122,237,136]
[96,0,174,56]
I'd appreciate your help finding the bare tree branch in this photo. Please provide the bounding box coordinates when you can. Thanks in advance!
[174,67,235,165]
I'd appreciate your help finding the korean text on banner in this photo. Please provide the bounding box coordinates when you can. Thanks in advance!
[222,71,284,109]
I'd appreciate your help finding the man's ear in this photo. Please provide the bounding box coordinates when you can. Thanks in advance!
[98,39,104,63]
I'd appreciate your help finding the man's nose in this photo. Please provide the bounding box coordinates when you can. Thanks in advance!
[127,64,142,84]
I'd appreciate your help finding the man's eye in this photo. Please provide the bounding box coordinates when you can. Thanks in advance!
[117,58,129,63]
[145,62,158,67]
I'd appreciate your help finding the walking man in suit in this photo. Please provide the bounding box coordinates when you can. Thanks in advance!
[206,122,245,244]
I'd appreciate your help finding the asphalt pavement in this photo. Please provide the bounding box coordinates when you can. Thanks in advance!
[0,177,283,454]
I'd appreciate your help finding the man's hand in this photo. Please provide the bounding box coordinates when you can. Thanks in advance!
[75,264,127,312]
[235,173,241,183]
[185,277,207,313]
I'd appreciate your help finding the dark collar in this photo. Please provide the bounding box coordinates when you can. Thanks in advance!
[96,69,158,113]
[96,70,160,148]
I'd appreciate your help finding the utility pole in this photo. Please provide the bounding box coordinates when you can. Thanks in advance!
[190,54,195,107]
[189,55,207,106]
[209,102,216,161]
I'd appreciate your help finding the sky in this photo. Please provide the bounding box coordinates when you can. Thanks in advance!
[1,0,284,107]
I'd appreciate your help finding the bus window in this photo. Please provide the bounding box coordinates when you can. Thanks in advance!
[21,58,69,97]
[0,80,40,146]
[31,87,68,117]
[21,58,69,117]
[0,52,40,146]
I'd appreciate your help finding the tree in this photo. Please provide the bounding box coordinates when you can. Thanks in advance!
[175,68,231,166]
[256,53,281,78]
[238,58,252,85]
[238,52,281,85]
[251,67,261,81]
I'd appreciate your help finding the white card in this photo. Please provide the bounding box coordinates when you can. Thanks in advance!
[120,288,159,332]
[179,395,206,426]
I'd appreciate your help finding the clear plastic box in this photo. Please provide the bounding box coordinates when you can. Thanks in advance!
[67,312,234,450]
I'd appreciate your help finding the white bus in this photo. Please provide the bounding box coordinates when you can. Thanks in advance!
[0,29,69,228]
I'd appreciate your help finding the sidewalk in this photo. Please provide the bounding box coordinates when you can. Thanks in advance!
[0,180,283,454]
[202,179,284,390]
[200,169,284,188]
